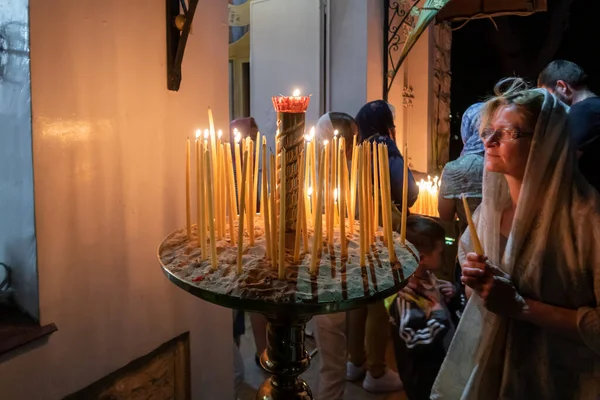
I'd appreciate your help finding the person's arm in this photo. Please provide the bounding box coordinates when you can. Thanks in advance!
[462,252,600,354]
[388,156,419,208]
[438,196,456,223]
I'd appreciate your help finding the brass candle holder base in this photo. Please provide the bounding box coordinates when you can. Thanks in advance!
[256,317,312,400]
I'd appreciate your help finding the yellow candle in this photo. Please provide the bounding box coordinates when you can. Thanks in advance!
[310,148,326,274]
[339,141,347,257]
[462,194,484,255]
[234,131,242,215]
[382,145,397,262]
[215,140,223,239]
[294,151,305,262]
[323,140,330,243]
[349,136,358,235]
[270,152,277,268]
[304,135,313,223]
[253,132,261,215]
[196,135,205,257]
[373,143,380,232]
[247,139,255,245]
[400,144,409,244]
[333,130,339,224]
[358,145,366,266]
[261,138,271,260]
[186,137,192,239]
[278,149,287,280]
[225,145,236,246]
[365,142,375,246]
[378,144,390,246]
[237,150,249,273]
[310,130,317,224]
[205,149,218,270]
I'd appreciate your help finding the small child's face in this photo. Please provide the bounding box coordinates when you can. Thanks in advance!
[420,240,445,271]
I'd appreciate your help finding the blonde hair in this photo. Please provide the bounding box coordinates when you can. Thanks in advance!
[480,77,545,133]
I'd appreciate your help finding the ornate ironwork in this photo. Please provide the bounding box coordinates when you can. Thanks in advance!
[383,0,422,100]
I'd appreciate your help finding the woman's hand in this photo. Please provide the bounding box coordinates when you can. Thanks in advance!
[461,252,527,316]
[437,280,456,303]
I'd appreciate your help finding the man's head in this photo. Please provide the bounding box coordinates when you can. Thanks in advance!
[537,60,589,105]
[406,216,446,271]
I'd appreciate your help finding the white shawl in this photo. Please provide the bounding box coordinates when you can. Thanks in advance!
[431,90,600,399]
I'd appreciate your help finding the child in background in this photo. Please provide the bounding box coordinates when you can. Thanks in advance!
[389,216,457,400]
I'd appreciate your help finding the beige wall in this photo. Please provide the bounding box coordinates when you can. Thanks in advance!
[0,1,233,399]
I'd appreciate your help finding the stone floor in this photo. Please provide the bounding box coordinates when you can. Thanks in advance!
[235,316,407,400]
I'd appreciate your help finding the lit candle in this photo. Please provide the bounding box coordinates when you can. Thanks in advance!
[310,147,326,274]
[186,137,192,239]
[196,131,206,257]
[310,128,317,220]
[215,138,223,239]
[203,130,209,229]
[333,188,339,226]
[366,143,374,244]
[373,144,380,232]
[339,140,348,257]
[462,194,484,255]
[278,149,287,280]
[234,131,242,215]
[324,140,332,243]
[358,145,366,266]
[378,144,390,246]
[381,145,397,262]
[217,130,225,239]
[261,138,271,260]
[349,135,358,235]
[253,132,261,216]
[225,144,236,246]
[205,149,218,270]
[237,150,249,273]
[246,138,255,245]
[400,144,409,244]
[333,129,339,225]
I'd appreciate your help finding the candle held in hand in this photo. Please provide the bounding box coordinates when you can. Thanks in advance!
[462,194,484,255]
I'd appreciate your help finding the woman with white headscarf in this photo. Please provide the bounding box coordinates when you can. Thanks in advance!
[431,78,600,399]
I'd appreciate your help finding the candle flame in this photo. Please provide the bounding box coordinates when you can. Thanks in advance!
[307,187,313,197]
[333,188,338,202]
[234,132,241,143]
[334,129,339,137]
[292,89,300,96]
[195,129,201,139]
[324,140,329,146]
[217,129,223,139]
[204,129,209,140]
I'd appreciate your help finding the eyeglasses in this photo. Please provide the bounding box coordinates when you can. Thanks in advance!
[480,128,533,142]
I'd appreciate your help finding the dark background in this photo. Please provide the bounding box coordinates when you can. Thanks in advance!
[449,0,600,160]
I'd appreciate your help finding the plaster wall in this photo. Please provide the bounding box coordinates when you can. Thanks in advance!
[0,1,233,399]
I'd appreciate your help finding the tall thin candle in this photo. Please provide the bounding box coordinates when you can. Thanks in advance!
[253,132,261,215]
[310,148,326,274]
[373,144,380,231]
[237,150,249,273]
[197,134,205,257]
[247,139,255,245]
[462,194,484,255]
[185,137,192,239]
[205,149,218,270]
[339,141,347,257]
[382,145,397,262]
[234,131,242,215]
[225,145,236,246]
[358,145,366,266]
[400,144,409,244]
[261,138,272,260]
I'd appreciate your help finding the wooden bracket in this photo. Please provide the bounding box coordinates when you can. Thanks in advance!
[166,0,200,91]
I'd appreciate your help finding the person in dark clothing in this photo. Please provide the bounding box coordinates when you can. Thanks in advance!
[355,100,419,213]
[388,216,458,400]
[538,60,600,192]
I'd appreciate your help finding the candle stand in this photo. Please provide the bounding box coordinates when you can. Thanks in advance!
[159,260,414,400]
